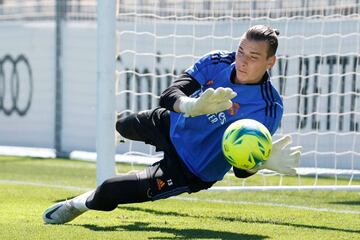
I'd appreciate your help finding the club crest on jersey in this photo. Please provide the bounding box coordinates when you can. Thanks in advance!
[228,102,240,116]
[156,178,166,190]
[205,80,214,86]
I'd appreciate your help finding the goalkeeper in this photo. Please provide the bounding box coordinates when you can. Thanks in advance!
[43,25,301,224]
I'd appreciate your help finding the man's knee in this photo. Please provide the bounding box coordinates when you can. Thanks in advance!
[115,118,124,136]
[116,114,137,138]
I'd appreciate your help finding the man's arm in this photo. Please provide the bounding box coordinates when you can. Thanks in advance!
[159,73,201,112]
[159,73,237,117]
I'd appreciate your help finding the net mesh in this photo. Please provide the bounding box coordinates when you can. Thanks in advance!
[115,0,360,189]
[2,0,358,189]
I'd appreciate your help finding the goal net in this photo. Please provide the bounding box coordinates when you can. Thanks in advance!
[114,0,360,190]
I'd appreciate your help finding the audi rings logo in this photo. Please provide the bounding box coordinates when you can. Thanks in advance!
[0,54,33,116]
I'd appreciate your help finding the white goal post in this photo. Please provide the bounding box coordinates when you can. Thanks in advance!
[96,0,360,190]
[96,0,116,185]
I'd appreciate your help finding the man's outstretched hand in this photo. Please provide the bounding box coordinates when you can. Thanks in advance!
[179,87,237,117]
[250,135,302,175]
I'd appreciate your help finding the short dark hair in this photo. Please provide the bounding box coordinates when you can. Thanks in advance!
[245,25,280,58]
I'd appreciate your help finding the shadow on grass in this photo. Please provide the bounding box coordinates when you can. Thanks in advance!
[121,206,191,218]
[217,216,360,234]
[329,200,360,206]
[121,205,360,235]
[82,222,267,240]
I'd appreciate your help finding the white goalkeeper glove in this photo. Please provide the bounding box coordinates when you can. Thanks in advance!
[251,135,302,175]
[178,87,237,117]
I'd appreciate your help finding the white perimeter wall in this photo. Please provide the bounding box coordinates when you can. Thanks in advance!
[0,22,98,152]
[0,22,55,148]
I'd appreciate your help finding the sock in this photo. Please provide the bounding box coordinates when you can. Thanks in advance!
[71,190,94,212]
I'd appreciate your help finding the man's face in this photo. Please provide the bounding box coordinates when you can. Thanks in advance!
[235,38,276,84]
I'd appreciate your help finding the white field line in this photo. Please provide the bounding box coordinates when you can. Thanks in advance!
[174,196,360,215]
[0,179,92,192]
[1,179,359,215]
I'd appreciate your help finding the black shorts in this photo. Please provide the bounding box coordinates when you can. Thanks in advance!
[116,108,216,200]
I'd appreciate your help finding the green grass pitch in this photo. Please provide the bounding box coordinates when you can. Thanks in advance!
[0,156,359,240]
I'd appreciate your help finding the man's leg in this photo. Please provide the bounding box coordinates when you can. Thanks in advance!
[86,154,193,210]
[116,108,170,151]
[43,157,190,224]
[85,152,217,211]
[85,171,152,211]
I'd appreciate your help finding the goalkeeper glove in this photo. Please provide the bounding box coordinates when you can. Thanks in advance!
[250,135,302,175]
[178,87,237,117]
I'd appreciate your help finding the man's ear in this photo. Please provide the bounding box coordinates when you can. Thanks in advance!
[267,55,276,70]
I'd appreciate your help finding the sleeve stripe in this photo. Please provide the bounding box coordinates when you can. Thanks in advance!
[266,81,276,119]
[260,82,269,116]
[261,80,280,119]
[210,52,235,65]
[264,82,273,117]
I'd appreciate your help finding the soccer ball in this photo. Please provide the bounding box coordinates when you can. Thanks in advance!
[222,119,272,170]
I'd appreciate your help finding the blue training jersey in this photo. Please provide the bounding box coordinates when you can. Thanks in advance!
[169,51,283,182]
